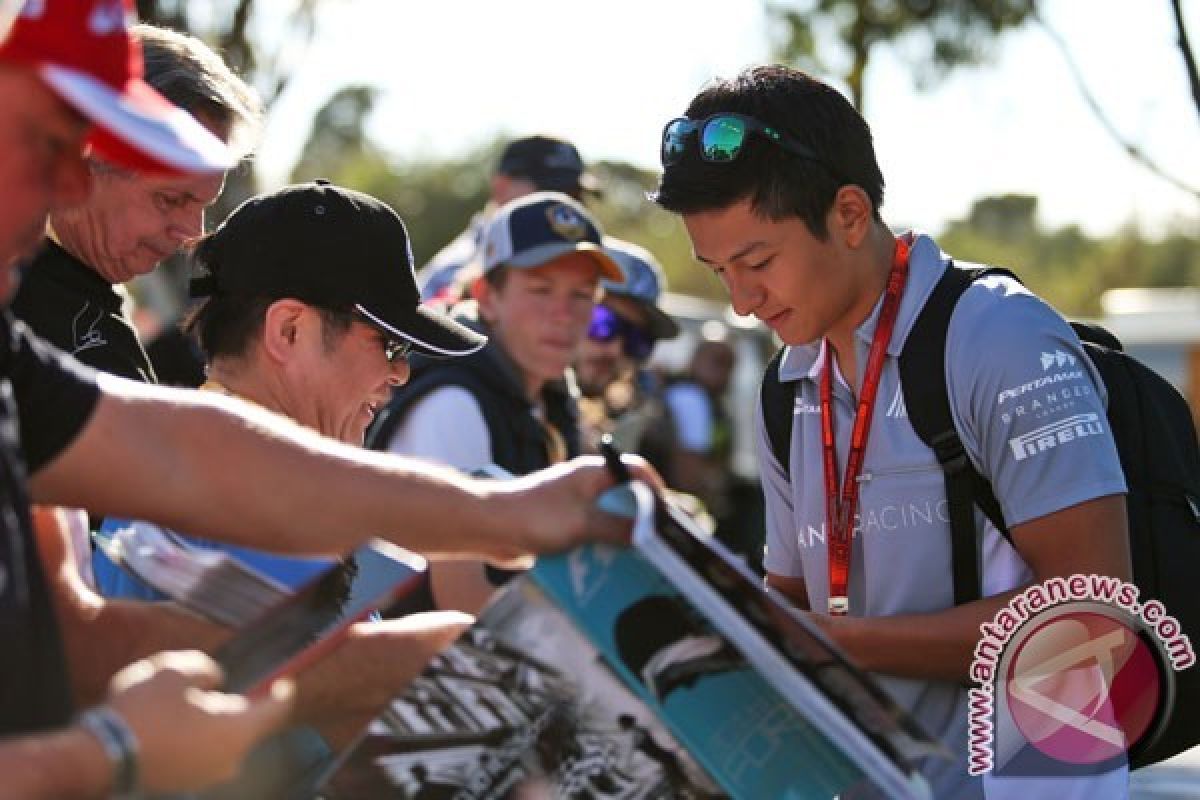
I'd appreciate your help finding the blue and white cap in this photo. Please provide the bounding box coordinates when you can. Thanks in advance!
[480,191,624,281]
[602,236,681,339]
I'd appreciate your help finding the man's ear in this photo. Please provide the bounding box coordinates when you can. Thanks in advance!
[829,185,874,249]
[259,299,310,364]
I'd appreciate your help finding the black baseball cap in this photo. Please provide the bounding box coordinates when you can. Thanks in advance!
[496,135,600,195]
[190,181,486,358]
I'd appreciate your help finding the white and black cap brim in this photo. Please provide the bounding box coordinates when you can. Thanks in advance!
[355,303,486,360]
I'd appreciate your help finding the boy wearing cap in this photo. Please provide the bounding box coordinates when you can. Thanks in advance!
[417,134,600,302]
[652,65,1128,796]
[373,191,623,613]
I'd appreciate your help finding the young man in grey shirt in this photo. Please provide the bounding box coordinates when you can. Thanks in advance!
[652,65,1130,797]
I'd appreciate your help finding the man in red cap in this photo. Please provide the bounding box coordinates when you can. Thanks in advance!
[0,2,297,796]
[0,2,644,797]
[11,23,263,384]
[0,0,232,285]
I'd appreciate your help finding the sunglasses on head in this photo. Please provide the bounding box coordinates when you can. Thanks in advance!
[588,304,655,361]
[660,112,823,168]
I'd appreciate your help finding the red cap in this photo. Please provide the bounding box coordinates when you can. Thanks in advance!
[0,0,233,174]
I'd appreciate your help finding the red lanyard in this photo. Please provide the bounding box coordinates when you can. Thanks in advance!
[821,238,910,615]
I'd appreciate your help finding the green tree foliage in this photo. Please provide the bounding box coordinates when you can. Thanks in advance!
[289,89,1199,315]
[136,0,322,224]
[131,0,323,310]
[289,114,498,268]
[136,0,318,105]
[938,194,1200,315]
[767,0,1035,110]
[287,99,722,301]
[289,86,380,184]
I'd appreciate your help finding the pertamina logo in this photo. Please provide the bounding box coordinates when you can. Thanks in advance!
[1041,350,1077,371]
[996,350,1085,406]
[1008,413,1104,461]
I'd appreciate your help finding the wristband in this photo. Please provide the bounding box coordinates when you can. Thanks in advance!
[77,706,140,798]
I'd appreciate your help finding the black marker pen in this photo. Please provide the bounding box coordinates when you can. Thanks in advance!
[599,433,631,484]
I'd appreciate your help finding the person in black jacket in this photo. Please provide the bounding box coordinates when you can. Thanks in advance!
[372,191,624,613]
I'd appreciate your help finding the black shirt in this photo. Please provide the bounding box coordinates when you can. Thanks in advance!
[12,240,157,383]
[0,312,101,734]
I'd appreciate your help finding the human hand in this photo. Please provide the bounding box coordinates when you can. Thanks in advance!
[104,650,293,794]
[291,612,471,745]
[485,454,664,563]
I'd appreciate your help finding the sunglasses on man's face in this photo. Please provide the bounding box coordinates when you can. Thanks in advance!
[660,112,822,168]
[588,304,655,361]
[353,310,413,363]
[381,337,413,364]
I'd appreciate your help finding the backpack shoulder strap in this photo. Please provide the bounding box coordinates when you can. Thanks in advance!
[899,263,1012,605]
[760,347,795,479]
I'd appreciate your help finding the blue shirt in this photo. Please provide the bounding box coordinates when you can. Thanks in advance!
[93,517,335,601]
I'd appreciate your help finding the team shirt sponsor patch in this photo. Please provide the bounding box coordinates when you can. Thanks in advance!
[997,370,1086,406]
[1040,350,1077,371]
[996,351,1087,406]
[1008,412,1105,462]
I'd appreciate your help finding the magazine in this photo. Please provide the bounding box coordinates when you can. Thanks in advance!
[321,483,941,799]
[93,522,291,626]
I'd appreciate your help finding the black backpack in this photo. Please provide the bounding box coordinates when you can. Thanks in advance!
[760,264,1200,767]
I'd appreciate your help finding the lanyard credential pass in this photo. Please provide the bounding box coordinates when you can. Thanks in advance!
[821,237,910,615]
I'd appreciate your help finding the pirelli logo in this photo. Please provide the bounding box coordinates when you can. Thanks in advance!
[1009,413,1105,461]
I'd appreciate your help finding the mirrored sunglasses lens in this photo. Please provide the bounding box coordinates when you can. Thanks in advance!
[588,305,621,341]
[385,339,411,362]
[701,116,747,162]
[661,120,694,165]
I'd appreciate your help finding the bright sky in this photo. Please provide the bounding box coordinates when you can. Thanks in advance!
[256,0,1199,238]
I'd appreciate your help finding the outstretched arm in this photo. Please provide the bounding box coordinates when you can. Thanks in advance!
[30,375,634,563]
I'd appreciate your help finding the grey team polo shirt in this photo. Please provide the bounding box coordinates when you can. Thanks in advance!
[759,233,1127,797]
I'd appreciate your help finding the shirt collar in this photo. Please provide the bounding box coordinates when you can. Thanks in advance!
[775,232,949,385]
